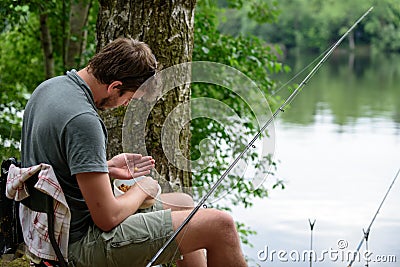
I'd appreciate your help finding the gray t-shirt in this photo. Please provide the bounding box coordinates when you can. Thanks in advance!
[21,70,108,243]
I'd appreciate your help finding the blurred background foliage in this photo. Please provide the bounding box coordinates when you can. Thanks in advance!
[0,0,399,259]
[218,0,400,52]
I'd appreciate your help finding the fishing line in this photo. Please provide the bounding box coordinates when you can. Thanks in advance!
[170,217,193,264]
[347,167,400,267]
[146,6,374,267]
[270,43,333,97]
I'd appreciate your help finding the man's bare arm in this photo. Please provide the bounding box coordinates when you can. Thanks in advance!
[76,172,158,231]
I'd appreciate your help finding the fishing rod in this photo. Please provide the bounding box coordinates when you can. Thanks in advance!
[347,167,400,267]
[146,6,374,267]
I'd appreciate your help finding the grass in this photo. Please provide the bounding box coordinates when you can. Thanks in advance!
[0,256,30,267]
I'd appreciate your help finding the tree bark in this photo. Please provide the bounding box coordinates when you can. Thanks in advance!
[96,0,196,193]
[65,0,92,69]
[39,12,55,79]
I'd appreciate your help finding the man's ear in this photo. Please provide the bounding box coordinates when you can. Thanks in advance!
[107,81,123,94]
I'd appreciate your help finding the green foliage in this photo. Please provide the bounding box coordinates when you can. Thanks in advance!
[191,0,285,214]
[222,0,280,24]
[364,0,400,52]
[236,221,257,247]
[218,0,400,52]
[0,13,43,160]
[0,0,98,160]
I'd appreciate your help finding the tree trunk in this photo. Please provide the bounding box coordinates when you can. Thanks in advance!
[39,12,55,79]
[348,30,355,51]
[65,0,92,69]
[96,0,196,193]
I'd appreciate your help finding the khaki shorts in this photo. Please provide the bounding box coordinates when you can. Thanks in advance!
[68,201,182,267]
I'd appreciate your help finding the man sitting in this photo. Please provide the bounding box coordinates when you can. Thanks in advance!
[21,37,247,267]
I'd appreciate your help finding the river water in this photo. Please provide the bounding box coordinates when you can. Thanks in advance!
[231,51,400,267]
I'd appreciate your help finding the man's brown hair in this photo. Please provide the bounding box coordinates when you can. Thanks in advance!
[87,38,157,94]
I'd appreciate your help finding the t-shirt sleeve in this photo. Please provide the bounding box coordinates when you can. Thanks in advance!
[63,112,109,175]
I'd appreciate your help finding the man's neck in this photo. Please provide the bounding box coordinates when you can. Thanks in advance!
[77,68,107,104]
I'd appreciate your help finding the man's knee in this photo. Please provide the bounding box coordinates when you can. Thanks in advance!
[209,209,236,232]
[202,209,238,246]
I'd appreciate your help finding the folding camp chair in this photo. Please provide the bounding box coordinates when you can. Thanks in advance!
[1,158,68,267]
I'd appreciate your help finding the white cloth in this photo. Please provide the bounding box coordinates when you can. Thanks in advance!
[6,164,70,261]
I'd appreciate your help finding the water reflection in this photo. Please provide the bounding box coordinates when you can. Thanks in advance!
[276,51,400,128]
[232,51,400,267]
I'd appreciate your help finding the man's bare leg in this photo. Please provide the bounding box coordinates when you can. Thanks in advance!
[171,209,247,267]
[176,250,207,267]
[160,193,207,266]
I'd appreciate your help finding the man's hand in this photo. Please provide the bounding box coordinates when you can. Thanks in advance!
[133,176,160,199]
[108,153,155,179]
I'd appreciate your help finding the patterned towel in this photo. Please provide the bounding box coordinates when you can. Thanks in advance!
[6,164,70,261]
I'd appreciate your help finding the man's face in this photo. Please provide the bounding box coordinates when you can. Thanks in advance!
[95,89,146,111]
